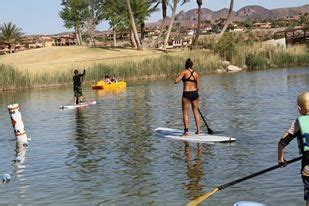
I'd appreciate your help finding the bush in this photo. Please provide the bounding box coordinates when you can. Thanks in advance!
[245,53,268,70]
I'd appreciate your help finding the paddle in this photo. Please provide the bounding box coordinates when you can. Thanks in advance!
[198,108,213,134]
[186,156,302,206]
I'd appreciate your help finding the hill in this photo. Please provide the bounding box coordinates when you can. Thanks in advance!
[147,4,309,27]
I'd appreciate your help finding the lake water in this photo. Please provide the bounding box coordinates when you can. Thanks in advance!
[0,67,308,205]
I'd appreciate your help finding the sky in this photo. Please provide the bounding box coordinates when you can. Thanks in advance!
[0,0,307,35]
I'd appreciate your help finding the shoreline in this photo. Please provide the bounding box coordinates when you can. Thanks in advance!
[1,44,308,91]
[1,64,308,92]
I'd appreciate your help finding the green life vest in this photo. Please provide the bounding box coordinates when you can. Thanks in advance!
[298,115,309,152]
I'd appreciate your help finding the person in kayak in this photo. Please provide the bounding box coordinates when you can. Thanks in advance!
[278,91,309,205]
[73,69,86,104]
[174,58,201,135]
[104,75,111,84]
[110,74,118,83]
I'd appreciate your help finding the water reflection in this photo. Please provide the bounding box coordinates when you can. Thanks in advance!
[11,141,28,198]
[184,142,205,199]
[14,142,27,163]
[0,67,308,205]
[71,108,100,174]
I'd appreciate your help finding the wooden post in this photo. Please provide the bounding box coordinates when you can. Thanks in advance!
[8,104,28,143]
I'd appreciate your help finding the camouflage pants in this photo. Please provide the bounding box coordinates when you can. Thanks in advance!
[74,86,83,97]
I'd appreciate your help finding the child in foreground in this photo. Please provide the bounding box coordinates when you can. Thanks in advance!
[278,92,309,206]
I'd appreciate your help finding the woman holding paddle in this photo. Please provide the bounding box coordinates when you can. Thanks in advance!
[175,58,201,135]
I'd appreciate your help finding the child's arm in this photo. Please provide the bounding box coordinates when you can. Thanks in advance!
[278,132,296,166]
[81,69,86,76]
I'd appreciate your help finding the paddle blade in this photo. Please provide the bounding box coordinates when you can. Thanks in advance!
[207,127,214,134]
[186,188,219,206]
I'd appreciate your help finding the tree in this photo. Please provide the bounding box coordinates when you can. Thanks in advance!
[59,0,89,45]
[0,22,24,53]
[103,0,129,47]
[163,0,177,50]
[218,0,234,40]
[162,0,189,50]
[125,0,142,50]
[192,0,202,46]
[152,0,169,48]
[85,0,105,47]
[140,0,159,41]
[163,0,190,50]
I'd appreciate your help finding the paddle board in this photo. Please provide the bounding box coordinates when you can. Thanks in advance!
[59,100,96,110]
[234,201,266,206]
[154,127,236,143]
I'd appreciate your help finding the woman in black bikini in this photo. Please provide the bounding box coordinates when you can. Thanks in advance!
[174,58,201,135]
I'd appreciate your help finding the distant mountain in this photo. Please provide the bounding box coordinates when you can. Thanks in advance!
[147,4,309,27]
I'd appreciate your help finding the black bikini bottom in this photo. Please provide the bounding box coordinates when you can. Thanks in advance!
[182,91,199,101]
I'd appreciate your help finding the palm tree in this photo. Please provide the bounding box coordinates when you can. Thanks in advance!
[125,0,142,50]
[152,0,168,48]
[140,0,159,42]
[0,22,24,53]
[162,0,178,50]
[163,0,189,50]
[218,0,234,40]
[193,0,202,46]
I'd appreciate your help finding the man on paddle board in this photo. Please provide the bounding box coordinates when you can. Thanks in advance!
[175,58,201,135]
[73,69,86,104]
[278,91,309,205]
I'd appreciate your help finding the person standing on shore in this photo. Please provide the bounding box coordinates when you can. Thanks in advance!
[278,92,309,206]
[73,69,86,104]
[174,58,201,135]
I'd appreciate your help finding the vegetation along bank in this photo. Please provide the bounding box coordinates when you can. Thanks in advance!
[0,40,308,91]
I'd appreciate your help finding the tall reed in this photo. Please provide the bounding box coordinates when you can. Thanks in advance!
[0,50,222,90]
[86,50,222,81]
[232,44,309,70]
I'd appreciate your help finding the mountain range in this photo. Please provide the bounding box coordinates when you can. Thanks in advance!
[147,4,309,27]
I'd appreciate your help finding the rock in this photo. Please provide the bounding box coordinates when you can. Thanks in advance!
[227,65,242,72]
[222,61,230,66]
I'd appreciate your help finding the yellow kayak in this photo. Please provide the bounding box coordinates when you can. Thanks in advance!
[92,81,127,90]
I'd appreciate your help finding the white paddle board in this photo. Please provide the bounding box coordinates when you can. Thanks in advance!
[234,201,266,206]
[59,100,96,110]
[154,127,236,143]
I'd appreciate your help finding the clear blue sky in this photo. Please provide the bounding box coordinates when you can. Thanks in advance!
[0,0,307,35]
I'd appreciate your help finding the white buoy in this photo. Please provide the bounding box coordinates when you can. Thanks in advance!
[1,174,11,183]
[8,104,28,143]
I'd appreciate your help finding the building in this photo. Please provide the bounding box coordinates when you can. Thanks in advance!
[253,22,272,29]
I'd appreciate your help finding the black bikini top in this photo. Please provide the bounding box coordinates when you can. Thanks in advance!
[182,70,196,83]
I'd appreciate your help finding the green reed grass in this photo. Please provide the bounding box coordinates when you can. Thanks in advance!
[232,44,309,70]
[87,50,222,81]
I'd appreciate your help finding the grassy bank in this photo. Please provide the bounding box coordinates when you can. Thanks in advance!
[0,44,308,90]
[204,32,309,70]
[233,44,309,70]
[0,50,222,90]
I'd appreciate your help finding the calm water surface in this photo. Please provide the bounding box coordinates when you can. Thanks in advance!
[0,67,308,205]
